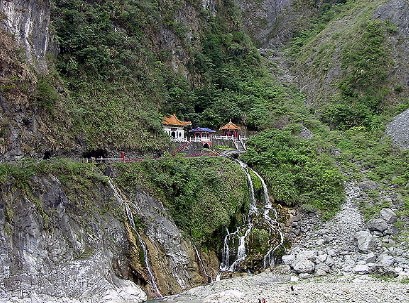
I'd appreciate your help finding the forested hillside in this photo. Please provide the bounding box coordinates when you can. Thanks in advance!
[1,0,409,302]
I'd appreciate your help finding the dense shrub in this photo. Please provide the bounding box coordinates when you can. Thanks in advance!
[242,127,345,219]
[114,156,249,244]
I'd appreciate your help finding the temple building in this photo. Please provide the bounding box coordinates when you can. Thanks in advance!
[162,114,192,142]
[219,120,241,139]
[189,127,216,148]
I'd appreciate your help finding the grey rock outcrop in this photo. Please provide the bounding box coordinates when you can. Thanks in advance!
[0,173,210,302]
[386,109,409,149]
[0,0,50,71]
[0,175,149,303]
[237,0,293,46]
[380,208,397,224]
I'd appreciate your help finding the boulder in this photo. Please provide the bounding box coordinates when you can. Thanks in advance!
[355,231,376,252]
[378,254,395,267]
[363,252,377,263]
[325,256,335,267]
[297,250,317,261]
[299,273,311,279]
[293,259,315,274]
[367,219,388,233]
[281,254,295,266]
[359,180,378,191]
[384,226,398,235]
[316,239,325,246]
[380,208,397,224]
[315,263,331,276]
[317,254,327,263]
[353,264,370,274]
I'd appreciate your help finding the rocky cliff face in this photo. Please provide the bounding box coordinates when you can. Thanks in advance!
[0,164,216,302]
[237,0,294,47]
[0,0,75,161]
[0,0,50,71]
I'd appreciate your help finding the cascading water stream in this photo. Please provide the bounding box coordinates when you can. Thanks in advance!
[237,160,257,215]
[194,246,212,282]
[108,179,162,298]
[219,158,284,273]
[220,227,239,271]
[250,170,284,267]
[219,160,257,272]
[228,226,252,271]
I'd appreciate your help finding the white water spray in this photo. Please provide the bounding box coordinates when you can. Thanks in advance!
[249,169,284,267]
[219,158,284,273]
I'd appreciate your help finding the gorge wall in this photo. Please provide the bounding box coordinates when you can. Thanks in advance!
[0,160,227,302]
[2,0,409,301]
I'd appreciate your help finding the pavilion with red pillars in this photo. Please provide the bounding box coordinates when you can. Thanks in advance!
[219,120,241,139]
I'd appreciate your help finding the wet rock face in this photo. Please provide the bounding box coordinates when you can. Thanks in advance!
[0,176,147,303]
[0,0,50,71]
[129,191,205,294]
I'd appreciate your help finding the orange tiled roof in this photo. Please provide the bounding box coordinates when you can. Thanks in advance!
[219,121,240,130]
[162,114,192,127]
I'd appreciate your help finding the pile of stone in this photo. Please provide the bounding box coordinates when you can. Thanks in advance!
[280,182,409,279]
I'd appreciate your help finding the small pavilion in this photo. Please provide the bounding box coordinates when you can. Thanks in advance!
[189,127,216,148]
[219,120,241,139]
[162,114,192,141]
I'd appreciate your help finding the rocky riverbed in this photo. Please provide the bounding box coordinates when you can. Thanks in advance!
[150,272,408,303]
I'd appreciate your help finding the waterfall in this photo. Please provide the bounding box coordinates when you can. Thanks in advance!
[248,169,284,268]
[194,246,212,282]
[219,158,284,273]
[237,160,257,215]
[108,180,162,298]
[219,160,257,272]
[228,226,252,271]
[220,227,239,271]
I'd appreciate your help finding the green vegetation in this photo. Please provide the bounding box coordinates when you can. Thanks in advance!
[4,0,408,251]
[50,0,184,151]
[322,19,393,129]
[289,0,396,130]
[114,156,249,245]
[330,125,409,231]
[35,76,61,111]
[50,0,295,150]
[0,159,112,215]
[282,0,409,237]
[242,127,345,219]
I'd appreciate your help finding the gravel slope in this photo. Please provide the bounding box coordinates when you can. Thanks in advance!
[151,272,408,303]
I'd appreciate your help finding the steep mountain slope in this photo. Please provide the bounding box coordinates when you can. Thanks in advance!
[0,0,297,158]
[0,157,248,302]
[1,0,409,302]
